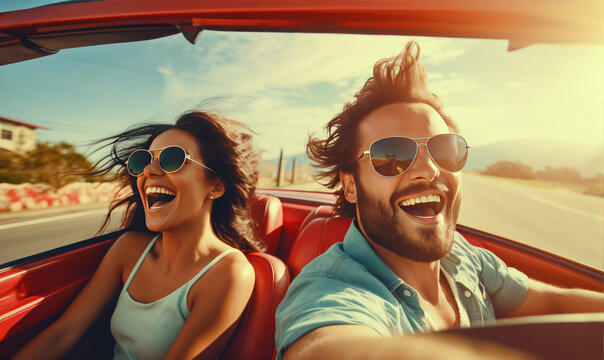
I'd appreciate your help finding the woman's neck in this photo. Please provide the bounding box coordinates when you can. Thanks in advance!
[157,212,226,272]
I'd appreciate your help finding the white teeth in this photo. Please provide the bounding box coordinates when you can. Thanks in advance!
[145,186,176,196]
[400,194,441,207]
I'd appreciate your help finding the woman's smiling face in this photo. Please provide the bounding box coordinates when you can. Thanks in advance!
[136,129,219,232]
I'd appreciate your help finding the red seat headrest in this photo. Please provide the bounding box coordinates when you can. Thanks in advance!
[251,194,283,254]
[222,252,290,360]
[287,216,353,278]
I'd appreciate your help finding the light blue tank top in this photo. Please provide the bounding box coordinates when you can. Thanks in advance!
[110,234,238,360]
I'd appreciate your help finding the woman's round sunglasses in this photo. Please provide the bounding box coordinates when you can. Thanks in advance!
[126,145,217,177]
[357,133,469,177]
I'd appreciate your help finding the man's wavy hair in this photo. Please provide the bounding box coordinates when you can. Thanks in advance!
[307,41,459,218]
[90,110,264,251]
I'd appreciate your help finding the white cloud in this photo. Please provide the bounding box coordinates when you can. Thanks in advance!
[153,33,472,155]
[154,33,603,154]
[158,33,468,98]
[430,73,482,97]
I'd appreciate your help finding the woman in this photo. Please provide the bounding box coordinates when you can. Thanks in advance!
[13,110,264,360]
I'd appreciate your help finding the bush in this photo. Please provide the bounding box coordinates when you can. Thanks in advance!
[0,169,29,184]
[583,174,604,197]
[482,161,535,180]
[536,166,583,184]
[583,181,604,197]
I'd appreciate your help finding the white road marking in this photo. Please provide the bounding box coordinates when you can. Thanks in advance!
[0,209,108,231]
[523,193,604,222]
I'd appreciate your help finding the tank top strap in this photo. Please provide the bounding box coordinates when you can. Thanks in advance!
[123,234,161,291]
[183,248,240,294]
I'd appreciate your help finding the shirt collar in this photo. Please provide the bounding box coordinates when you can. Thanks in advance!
[342,220,469,295]
[342,220,405,292]
[440,246,462,272]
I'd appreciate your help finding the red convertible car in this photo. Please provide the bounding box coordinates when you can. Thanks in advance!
[0,0,602,359]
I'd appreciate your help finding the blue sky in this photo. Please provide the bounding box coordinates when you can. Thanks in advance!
[1,1,603,161]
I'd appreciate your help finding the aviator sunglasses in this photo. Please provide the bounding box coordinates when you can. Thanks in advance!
[357,134,469,177]
[126,145,217,177]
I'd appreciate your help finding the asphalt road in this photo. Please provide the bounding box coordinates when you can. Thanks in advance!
[0,204,124,266]
[459,173,604,270]
[1,173,602,270]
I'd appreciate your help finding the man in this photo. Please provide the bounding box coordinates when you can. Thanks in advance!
[274,41,603,359]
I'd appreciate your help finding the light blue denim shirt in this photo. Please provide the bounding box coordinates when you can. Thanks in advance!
[275,221,528,359]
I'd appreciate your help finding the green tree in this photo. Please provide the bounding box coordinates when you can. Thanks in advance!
[0,150,28,183]
[483,161,535,180]
[0,142,94,189]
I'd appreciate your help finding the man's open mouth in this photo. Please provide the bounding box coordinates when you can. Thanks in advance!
[398,194,444,217]
[145,186,176,209]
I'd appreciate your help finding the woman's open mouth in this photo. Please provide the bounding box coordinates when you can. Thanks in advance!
[398,194,444,217]
[145,186,176,209]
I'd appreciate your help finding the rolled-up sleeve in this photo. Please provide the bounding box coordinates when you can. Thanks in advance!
[476,247,529,315]
[275,275,391,360]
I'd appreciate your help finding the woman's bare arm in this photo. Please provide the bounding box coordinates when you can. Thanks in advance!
[11,232,142,360]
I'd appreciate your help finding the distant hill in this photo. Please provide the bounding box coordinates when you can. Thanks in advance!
[466,139,604,177]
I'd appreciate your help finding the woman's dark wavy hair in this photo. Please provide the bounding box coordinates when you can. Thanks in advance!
[90,110,264,251]
[307,41,459,218]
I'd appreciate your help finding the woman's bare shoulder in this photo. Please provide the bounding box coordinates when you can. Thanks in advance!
[216,249,254,282]
[182,249,254,338]
[106,231,158,266]
[190,249,254,303]
[112,231,156,250]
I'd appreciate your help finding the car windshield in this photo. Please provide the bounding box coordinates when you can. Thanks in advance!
[0,1,602,271]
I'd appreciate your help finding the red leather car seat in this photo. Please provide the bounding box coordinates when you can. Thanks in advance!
[251,194,284,255]
[222,251,289,360]
[297,205,335,233]
[287,216,353,278]
[220,194,288,360]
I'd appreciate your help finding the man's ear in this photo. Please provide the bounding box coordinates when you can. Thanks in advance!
[340,171,357,204]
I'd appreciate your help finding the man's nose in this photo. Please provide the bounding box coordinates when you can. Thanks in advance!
[406,144,439,181]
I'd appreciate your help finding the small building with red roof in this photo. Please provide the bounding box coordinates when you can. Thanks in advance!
[0,116,50,154]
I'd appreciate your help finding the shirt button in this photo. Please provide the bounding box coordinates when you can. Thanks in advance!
[464,290,472,298]
[403,289,412,297]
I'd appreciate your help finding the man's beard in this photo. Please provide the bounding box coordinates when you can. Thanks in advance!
[356,180,461,262]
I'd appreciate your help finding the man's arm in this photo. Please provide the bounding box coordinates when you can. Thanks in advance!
[283,325,534,360]
[504,278,604,318]
[468,237,603,316]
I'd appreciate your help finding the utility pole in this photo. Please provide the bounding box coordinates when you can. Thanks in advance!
[276,149,285,187]
[291,157,296,184]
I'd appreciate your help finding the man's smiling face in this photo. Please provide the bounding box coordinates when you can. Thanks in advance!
[341,102,462,262]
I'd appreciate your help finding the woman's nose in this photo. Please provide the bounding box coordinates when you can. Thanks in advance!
[143,156,164,177]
